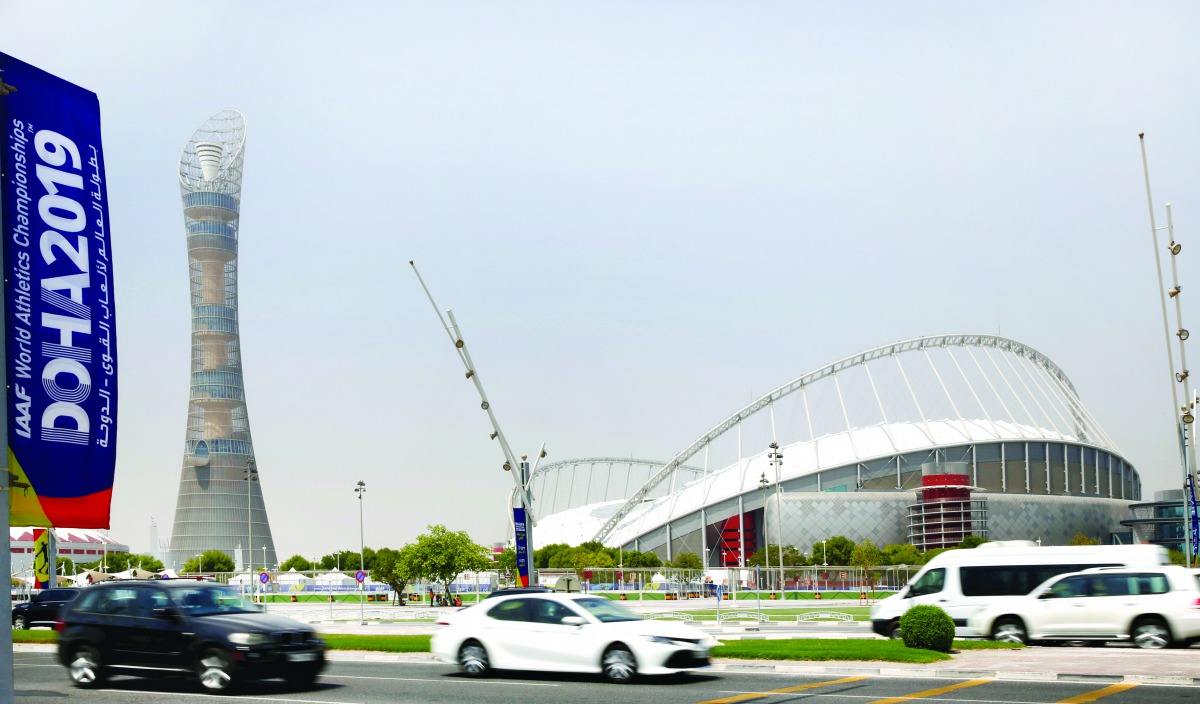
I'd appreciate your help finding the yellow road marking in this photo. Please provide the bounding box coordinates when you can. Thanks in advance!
[695,675,870,704]
[868,677,992,704]
[1057,682,1138,703]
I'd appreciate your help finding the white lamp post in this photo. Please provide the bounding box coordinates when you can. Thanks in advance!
[244,459,258,598]
[768,442,785,597]
[355,480,367,624]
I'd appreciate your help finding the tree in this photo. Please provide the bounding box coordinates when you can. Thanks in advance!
[495,547,517,573]
[627,550,662,568]
[1067,532,1100,546]
[850,539,883,595]
[281,555,313,572]
[181,549,234,574]
[372,545,421,602]
[812,536,855,566]
[957,535,989,549]
[408,524,492,600]
[669,552,702,570]
[881,543,922,566]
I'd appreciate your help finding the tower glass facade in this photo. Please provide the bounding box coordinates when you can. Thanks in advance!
[168,110,276,570]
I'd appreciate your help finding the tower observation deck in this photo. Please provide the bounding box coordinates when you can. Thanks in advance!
[168,110,276,570]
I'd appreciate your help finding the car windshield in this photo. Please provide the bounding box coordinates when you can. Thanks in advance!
[172,585,258,616]
[572,597,639,623]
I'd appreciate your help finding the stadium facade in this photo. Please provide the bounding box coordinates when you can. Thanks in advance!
[167,110,277,570]
[526,335,1142,565]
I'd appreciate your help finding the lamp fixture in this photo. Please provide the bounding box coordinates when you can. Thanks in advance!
[539,449,547,458]
[521,454,527,461]
[503,462,512,471]
[489,431,498,440]
[1180,329,1191,341]
[1185,412,1195,425]
[1179,371,1190,383]
[1170,286,1182,298]
[481,401,490,410]
[465,370,474,379]
[454,339,464,348]
[1170,242,1182,255]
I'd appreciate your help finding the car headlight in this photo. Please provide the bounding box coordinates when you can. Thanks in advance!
[645,635,683,645]
[228,632,271,646]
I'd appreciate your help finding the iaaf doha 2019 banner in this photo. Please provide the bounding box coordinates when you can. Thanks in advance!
[0,53,117,529]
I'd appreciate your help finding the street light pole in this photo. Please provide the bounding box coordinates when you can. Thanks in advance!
[244,459,257,598]
[768,442,785,598]
[355,480,366,624]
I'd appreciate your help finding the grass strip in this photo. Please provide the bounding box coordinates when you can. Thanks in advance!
[13,631,56,644]
[320,634,431,652]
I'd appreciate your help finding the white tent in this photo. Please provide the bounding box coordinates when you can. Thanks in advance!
[314,569,356,586]
[278,568,311,586]
[112,568,158,580]
[227,573,255,585]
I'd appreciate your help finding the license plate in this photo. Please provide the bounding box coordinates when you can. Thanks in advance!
[287,651,319,662]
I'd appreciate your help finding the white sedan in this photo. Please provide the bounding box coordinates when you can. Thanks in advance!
[431,592,720,683]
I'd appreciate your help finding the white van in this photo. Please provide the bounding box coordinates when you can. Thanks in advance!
[869,541,1169,638]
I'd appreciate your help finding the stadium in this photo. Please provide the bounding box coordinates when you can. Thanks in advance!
[522,334,1143,566]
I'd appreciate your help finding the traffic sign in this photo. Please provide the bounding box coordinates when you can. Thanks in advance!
[355,570,366,583]
[259,572,269,584]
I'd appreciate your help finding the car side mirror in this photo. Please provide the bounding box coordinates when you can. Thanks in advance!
[561,616,585,626]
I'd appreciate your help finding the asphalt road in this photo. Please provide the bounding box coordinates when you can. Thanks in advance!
[14,650,1200,704]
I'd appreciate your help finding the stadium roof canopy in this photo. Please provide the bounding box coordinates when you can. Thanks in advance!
[521,334,1127,549]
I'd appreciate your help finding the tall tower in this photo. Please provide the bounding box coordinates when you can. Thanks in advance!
[169,110,276,570]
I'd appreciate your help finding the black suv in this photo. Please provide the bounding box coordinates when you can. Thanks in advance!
[12,587,80,629]
[57,580,325,692]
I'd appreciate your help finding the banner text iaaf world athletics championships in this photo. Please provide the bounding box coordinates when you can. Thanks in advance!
[7,117,114,447]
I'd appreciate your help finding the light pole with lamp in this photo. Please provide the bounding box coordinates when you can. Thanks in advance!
[768,442,785,598]
[244,459,258,599]
[196,554,202,575]
[355,480,366,624]
[757,471,769,593]
[821,540,827,593]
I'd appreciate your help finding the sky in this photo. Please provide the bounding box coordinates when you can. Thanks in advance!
[3,2,1200,560]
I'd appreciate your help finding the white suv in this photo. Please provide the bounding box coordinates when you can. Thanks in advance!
[968,565,1200,649]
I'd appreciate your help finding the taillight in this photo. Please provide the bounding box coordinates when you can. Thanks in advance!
[53,618,64,632]
[1192,597,1200,609]
[434,621,450,627]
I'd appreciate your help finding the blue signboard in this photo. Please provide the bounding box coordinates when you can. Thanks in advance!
[513,506,530,587]
[0,53,117,528]
[1188,474,1199,557]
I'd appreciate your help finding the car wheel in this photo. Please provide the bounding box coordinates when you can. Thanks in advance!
[887,621,901,639]
[1131,617,1172,650]
[13,615,27,630]
[68,645,106,688]
[601,644,637,684]
[195,647,236,692]
[991,617,1028,645]
[457,641,490,677]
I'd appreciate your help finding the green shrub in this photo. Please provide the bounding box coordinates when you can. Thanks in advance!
[899,604,954,652]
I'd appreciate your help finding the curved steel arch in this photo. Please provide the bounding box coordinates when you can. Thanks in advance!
[591,333,1087,543]
[512,457,706,515]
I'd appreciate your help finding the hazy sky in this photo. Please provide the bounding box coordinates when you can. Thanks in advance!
[5,2,1200,560]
